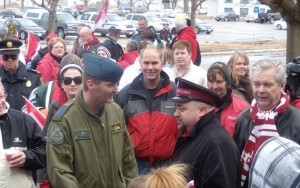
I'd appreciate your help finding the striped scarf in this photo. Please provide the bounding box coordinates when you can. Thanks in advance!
[240,93,289,187]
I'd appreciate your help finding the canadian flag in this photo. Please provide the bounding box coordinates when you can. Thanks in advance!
[91,0,109,32]
[25,31,41,64]
[24,97,46,130]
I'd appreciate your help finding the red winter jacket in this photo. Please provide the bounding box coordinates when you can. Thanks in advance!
[117,51,139,70]
[291,99,300,109]
[36,53,60,83]
[177,26,198,63]
[216,92,249,136]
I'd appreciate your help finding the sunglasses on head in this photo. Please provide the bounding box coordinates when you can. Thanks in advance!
[62,76,82,85]
[2,55,18,61]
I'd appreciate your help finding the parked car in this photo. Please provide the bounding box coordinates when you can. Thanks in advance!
[125,13,168,33]
[258,10,282,24]
[24,9,79,38]
[274,19,287,30]
[0,19,8,37]
[0,8,24,18]
[80,12,136,38]
[194,18,213,34]
[4,18,47,40]
[215,12,239,21]
[245,14,259,23]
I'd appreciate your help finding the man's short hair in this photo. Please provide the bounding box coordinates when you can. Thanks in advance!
[83,73,101,91]
[175,18,187,31]
[250,59,286,84]
[138,17,148,23]
[172,40,191,54]
[139,45,163,63]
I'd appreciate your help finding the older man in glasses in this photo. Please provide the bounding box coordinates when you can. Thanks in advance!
[0,38,41,110]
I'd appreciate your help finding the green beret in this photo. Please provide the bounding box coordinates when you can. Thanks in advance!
[0,38,22,55]
[83,53,123,82]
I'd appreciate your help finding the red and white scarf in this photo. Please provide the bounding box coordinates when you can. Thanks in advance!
[240,93,289,187]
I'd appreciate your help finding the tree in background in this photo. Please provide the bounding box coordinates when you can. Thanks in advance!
[259,0,300,63]
[142,0,156,10]
[190,0,206,26]
[125,0,138,8]
[31,0,59,33]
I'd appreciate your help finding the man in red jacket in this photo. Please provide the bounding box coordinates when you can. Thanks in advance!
[174,18,198,63]
[75,27,101,58]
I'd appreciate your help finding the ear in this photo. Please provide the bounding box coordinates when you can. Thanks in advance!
[280,82,286,92]
[198,106,208,118]
[86,80,94,91]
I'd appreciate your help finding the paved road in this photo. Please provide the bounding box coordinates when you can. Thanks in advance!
[21,19,287,69]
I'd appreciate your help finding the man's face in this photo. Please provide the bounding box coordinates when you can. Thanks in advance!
[173,47,192,67]
[252,68,284,111]
[0,86,6,116]
[140,48,163,84]
[207,73,227,98]
[138,20,148,32]
[174,101,201,131]
[80,32,92,44]
[91,80,119,104]
[1,54,19,73]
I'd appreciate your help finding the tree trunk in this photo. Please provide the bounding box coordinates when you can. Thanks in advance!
[190,0,197,27]
[286,21,300,63]
[84,0,88,7]
[21,0,24,11]
[183,0,188,13]
[147,4,150,11]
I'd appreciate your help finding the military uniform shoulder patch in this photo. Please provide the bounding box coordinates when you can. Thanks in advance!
[50,125,64,145]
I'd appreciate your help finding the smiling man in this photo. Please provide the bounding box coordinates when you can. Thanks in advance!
[233,59,300,188]
[115,45,180,174]
[0,38,41,110]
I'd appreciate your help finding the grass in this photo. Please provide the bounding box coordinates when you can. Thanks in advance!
[200,40,286,53]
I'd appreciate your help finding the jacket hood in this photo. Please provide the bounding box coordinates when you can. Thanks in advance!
[88,36,100,46]
[177,26,196,39]
[121,51,139,62]
[38,47,48,56]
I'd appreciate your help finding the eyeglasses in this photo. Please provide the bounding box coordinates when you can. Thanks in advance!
[0,94,7,100]
[53,46,64,50]
[2,55,18,61]
[62,76,82,85]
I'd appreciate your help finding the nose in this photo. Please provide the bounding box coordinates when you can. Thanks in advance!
[174,108,179,117]
[257,85,265,93]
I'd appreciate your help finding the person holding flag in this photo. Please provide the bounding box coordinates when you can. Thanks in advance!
[25,31,41,69]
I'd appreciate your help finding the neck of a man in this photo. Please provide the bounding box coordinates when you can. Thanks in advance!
[143,78,160,89]
[176,62,190,75]
[83,91,103,114]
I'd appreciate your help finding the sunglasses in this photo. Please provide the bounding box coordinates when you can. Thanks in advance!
[2,55,18,61]
[62,76,82,85]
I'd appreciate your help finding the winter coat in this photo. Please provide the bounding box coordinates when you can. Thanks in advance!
[0,107,46,188]
[75,36,101,58]
[47,91,138,187]
[31,47,48,70]
[103,37,124,62]
[117,51,139,70]
[171,110,240,188]
[115,71,180,164]
[36,53,63,83]
[215,89,249,136]
[177,26,198,63]
[0,62,41,110]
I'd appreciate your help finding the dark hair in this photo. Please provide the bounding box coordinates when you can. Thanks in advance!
[140,31,155,43]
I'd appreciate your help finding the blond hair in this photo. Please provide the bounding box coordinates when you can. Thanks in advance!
[128,164,189,188]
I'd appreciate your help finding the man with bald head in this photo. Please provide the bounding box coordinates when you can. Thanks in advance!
[75,26,101,58]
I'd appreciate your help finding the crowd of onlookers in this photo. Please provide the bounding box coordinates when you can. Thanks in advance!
[0,16,299,188]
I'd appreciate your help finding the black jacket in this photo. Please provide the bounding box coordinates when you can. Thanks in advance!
[233,106,300,156]
[0,108,46,169]
[0,62,41,110]
[171,110,240,188]
[30,47,48,70]
[103,37,124,62]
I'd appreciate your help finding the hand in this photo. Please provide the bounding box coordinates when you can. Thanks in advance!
[9,152,26,169]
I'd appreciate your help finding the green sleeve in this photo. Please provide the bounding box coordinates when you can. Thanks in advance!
[121,116,138,185]
[47,121,79,188]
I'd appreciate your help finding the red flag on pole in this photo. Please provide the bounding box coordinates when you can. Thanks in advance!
[25,31,41,64]
[91,0,109,32]
[24,97,46,130]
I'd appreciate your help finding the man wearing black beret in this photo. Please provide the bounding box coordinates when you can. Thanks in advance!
[47,53,138,188]
[170,77,240,188]
[0,38,41,110]
[103,27,124,62]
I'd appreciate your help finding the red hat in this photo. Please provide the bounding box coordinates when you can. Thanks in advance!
[46,33,57,43]
[171,78,220,105]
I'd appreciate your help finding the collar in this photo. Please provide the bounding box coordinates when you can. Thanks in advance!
[0,62,27,81]
[173,61,192,77]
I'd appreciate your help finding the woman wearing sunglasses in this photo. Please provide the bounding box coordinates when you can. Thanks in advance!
[37,54,83,188]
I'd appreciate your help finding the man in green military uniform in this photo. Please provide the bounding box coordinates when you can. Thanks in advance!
[47,53,138,187]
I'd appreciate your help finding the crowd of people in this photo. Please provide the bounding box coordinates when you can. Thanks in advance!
[0,17,299,188]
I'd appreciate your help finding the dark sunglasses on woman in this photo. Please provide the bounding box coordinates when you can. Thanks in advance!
[62,76,82,85]
[2,54,18,61]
